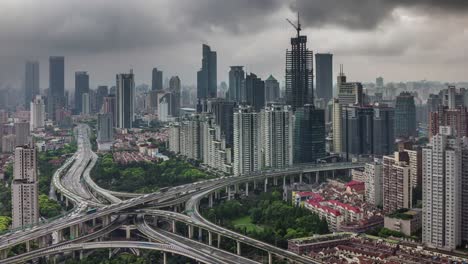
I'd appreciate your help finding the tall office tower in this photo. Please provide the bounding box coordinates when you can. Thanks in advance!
[15,121,30,146]
[30,95,45,131]
[264,75,280,103]
[423,127,462,250]
[233,106,261,175]
[262,105,293,169]
[197,44,217,102]
[373,105,395,156]
[382,151,412,214]
[96,86,108,112]
[158,93,171,122]
[11,146,39,228]
[47,56,65,120]
[315,53,333,102]
[364,160,383,207]
[341,105,394,158]
[74,71,89,114]
[206,99,236,146]
[97,113,114,142]
[429,105,468,139]
[395,92,417,139]
[102,96,116,127]
[285,18,313,111]
[169,76,181,117]
[152,68,163,91]
[228,66,245,103]
[218,81,228,98]
[25,61,40,110]
[294,105,326,164]
[244,73,265,112]
[116,71,135,129]
[82,93,90,115]
[376,77,384,89]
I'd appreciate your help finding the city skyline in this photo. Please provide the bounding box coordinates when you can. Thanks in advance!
[0,1,468,90]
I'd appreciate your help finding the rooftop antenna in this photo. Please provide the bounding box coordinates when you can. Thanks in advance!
[286,12,301,37]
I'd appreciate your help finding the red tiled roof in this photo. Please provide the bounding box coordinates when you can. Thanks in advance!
[328,200,361,213]
[307,201,341,216]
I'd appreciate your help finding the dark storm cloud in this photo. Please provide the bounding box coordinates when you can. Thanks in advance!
[292,0,468,30]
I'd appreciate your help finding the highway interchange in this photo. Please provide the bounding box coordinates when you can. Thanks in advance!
[0,124,365,263]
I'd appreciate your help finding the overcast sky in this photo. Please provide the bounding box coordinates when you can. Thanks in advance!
[1,0,468,90]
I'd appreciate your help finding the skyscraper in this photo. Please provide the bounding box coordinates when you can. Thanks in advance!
[97,113,114,142]
[25,61,39,110]
[285,18,313,110]
[96,86,108,112]
[262,105,293,169]
[169,76,181,117]
[264,75,280,103]
[206,99,236,146]
[12,146,39,228]
[395,92,417,139]
[48,56,65,120]
[197,44,217,103]
[116,71,135,129]
[294,105,326,164]
[228,66,245,103]
[102,96,116,127]
[82,93,90,115]
[423,127,462,250]
[244,73,265,112]
[152,68,163,91]
[30,95,45,131]
[15,121,30,146]
[315,53,333,102]
[74,71,89,114]
[233,106,261,175]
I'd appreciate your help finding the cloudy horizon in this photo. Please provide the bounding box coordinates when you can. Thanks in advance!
[1,0,468,90]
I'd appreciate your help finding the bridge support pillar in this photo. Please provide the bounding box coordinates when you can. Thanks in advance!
[299,173,303,183]
[208,231,213,246]
[26,240,30,252]
[268,252,273,264]
[65,197,69,207]
[283,176,286,188]
[236,241,241,255]
[217,234,221,248]
[198,227,203,241]
[209,194,213,208]
[253,180,257,190]
[227,186,231,201]
[188,225,194,239]
[153,216,158,226]
[172,220,176,233]
[126,225,131,239]
[0,249,7,260]
[273,177,278,186]
[102,215,110,227]
[163,252,167,264]
[316,171,319,184]
[332,170,335,178]
[235,184,239,193]
[245,182,249,197]
[80,250,84,260]
[264,178,268,193]
[308,173,312,184]
[92,218,96,227]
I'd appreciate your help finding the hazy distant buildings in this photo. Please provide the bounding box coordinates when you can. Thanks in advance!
[12,146,39,228]
[25,61,40,110]
[82,93,90,115]
[244,73,265,112]
[30,96,45,131]
[285,25,313,110]
[197,44,217,104]
[96,86,108,112]
[116,72,135,129]
[47,56,65,121]
[264,75,280,103]
[74,71,89,114]
[102,96,116,127]
[315,53,333,102]
[169,76,181,117]
[395,92,417,139]
[294,105,326,163]
[228,66,245,103]
[97,113,113,142]
[152,68,163,91]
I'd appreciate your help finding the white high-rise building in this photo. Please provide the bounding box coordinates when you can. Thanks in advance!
[12,146,39,228]
[422,126,462,250]
[262,105,293,169]
[365,160,383,207]
[30,95,45,131]
[233,106,261,175]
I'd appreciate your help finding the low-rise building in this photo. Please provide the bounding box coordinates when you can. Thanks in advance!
[384,208,422,236]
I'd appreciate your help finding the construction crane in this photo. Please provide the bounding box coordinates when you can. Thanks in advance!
[286,12,301,37]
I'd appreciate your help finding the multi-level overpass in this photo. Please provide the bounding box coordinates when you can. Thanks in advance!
[0,124,364,263]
